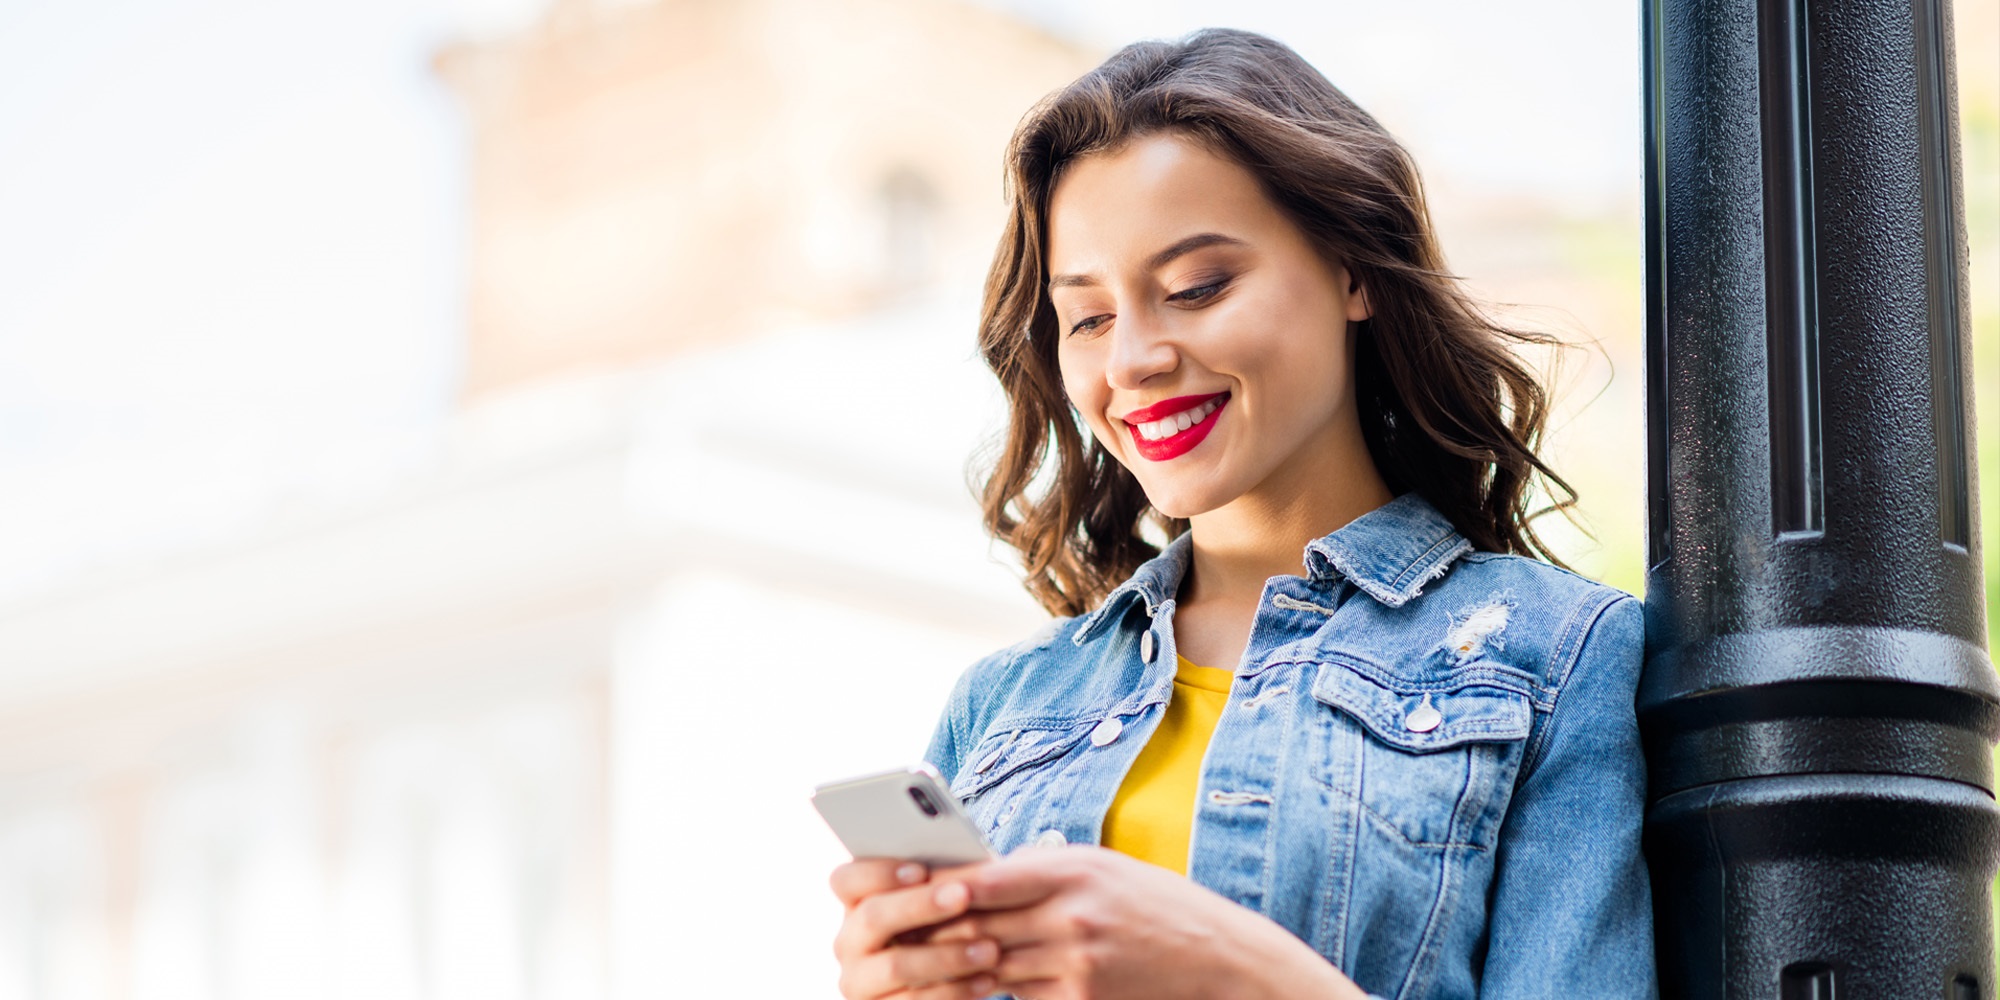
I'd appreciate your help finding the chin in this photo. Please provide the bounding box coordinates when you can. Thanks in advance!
[1137,481,1231,521]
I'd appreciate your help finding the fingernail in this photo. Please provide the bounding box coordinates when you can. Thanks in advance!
[895,862,925,885]
[966,940,998,966]
[933,881,967,909]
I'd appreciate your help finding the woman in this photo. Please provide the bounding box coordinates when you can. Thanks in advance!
[830,27,1654,1000]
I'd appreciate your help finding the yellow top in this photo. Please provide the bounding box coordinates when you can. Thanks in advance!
[1100,654,1235,875]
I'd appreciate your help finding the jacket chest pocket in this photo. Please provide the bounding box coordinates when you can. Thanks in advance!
[1310,660,1533,850]
[948,722,1093,844]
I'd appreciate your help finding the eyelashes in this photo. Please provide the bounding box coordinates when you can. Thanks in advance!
[1170,279,1228,303]
[1065,277,1233,337]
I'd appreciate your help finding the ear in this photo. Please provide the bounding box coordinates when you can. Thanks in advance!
[1344,270,1373,324]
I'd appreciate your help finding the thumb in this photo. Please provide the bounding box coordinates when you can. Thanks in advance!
[954,847,1072,910]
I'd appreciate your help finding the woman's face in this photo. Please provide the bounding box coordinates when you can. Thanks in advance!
[1046,130,1373,520]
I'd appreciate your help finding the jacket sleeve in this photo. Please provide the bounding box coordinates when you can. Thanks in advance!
[1478,594,1657,998]
[922,659,978,788]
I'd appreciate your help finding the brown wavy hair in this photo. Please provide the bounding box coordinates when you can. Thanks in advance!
[973,27,1576,618]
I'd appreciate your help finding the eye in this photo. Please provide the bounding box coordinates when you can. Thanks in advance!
[1169,278,1229,303]
[1064,276,1227,336]
[1069,314,1110,336]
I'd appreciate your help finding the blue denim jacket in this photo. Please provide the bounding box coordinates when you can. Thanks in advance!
[923,493,1656,999]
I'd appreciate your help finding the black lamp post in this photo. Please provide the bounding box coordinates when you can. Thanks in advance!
[1639,0,1998,995]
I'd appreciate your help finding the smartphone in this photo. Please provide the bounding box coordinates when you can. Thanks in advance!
[812,762,997,867]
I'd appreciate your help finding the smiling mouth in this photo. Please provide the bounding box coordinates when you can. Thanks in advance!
[1130,396,1226,441]
[1123,393,1229,461]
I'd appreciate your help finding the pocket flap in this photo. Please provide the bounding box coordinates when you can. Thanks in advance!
[949,723,1090,799]
[1310,660,1532,752]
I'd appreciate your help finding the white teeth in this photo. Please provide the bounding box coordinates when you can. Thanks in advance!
[1134,398,1223,441]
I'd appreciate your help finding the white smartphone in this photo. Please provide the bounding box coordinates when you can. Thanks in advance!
[812,762,997,867]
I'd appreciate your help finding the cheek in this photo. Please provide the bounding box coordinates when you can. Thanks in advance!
[1237,330,1350,424]
[1053,353,1111,446]
[1056,349,1105,416]
[1056,368,1082,410]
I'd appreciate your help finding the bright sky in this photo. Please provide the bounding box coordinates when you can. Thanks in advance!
[0,0,540,597]
[0,0,1640,602]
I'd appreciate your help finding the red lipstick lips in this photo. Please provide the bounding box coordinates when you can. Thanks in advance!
[1121,392,1229,462]
[1120,392,1227,425]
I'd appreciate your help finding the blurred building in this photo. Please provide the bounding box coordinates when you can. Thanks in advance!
[0,2,1092,997]
[434,0,1092,397]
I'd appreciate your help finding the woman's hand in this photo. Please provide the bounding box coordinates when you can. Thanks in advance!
[829,858,1006,999]
[924,845,1371,1000]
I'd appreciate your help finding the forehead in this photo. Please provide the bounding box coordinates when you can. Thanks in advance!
[1045,132,1282,271]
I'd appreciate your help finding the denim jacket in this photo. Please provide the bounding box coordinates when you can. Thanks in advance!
[923,493,1656,999]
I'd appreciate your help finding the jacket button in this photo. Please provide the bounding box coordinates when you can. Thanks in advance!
[1140,630,1157,663]
[1089,717,1124,747]
[1034,828,1067,848]
[973,730,1019,773]
[1405,693,1443,733]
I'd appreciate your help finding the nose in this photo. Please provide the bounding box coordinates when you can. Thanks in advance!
[1103,307,1178,391]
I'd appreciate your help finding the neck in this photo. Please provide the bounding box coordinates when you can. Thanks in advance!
[1179,425,1393,609]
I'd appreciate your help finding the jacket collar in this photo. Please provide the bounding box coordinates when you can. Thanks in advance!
[1301,491,1471,607]
[1068,531,1192,645]
[1071,492,1470,645]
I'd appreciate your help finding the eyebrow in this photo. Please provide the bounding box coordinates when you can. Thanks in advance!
[1046,232,1249,290]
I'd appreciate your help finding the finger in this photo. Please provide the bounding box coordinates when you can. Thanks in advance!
[898,973,1000,1000]
[920,915,980,944]
[929,859,990,882]
[903,859,996,939]
[989,977,1062,1000]
[989,942,1070,983]
[918,907,1048,948]
[842,938,1001,997]
[832,859,928,909]
[842,880,976,955]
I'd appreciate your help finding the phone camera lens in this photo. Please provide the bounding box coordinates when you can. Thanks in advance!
[907,785,940,817]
